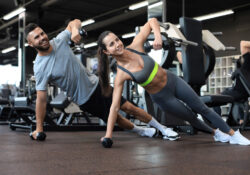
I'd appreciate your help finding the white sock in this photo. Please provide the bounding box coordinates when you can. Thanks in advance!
[148,117,165,133]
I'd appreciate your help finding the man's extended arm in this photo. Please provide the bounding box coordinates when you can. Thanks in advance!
[66,19,82,43]
[35,90,47,132]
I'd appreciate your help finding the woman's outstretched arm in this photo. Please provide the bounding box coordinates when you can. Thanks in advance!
[129,17,162,52]
[104,74,125,138]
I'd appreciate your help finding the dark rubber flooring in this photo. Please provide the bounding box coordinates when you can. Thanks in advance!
[0,125,250,175]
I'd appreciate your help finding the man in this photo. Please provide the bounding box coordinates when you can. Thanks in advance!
[25,19,179,141]
[216,40,250,125]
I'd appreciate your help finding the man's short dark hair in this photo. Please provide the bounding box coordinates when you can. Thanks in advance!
[25,23,39,40]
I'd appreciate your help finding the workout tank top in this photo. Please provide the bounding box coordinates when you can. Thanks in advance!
[117,48,159,87]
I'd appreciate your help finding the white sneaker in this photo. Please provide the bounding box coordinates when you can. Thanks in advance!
[213,129,230,143]
[161,127,180,141]
[229,130,250,146]
[139,128,157,138]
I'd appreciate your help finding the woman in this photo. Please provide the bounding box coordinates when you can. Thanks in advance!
[97,18,250,147]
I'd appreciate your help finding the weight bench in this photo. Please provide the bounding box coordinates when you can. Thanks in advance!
[43,92,122,131]
[9,97,57,131]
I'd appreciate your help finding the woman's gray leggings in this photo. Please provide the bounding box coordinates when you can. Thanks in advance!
[150,70,231,134]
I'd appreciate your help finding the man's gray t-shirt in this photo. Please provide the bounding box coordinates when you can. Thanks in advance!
[33,30,98,105]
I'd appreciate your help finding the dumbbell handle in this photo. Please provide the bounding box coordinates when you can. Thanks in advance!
[79,28,87,36]
[145,39,176,51]
[68,28,87,47]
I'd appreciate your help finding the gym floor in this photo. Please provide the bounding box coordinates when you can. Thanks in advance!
[0,125,250,175]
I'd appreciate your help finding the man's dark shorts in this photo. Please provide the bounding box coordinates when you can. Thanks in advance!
[79,83,127,123]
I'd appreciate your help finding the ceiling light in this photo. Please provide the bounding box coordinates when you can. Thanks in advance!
[148,1,163,9]
[194,10,234,21]
[1,46,16,54]
[3,7,26,20]
[122,32,136,39]
[129,1,148,10]
[84,42,97,49]
[81,19,95,27]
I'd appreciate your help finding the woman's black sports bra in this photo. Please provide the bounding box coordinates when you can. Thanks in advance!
[117,48,159,87]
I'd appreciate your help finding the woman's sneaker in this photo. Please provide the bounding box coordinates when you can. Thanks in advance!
[229,130,250,146]
[139,128,157,137]
[161,127,180,141]
[213,129,230,143]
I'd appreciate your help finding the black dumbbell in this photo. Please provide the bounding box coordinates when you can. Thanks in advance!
[102,138,113,148]
[68,27,87,47]
[29,132,47,141]
[144,40,171,53]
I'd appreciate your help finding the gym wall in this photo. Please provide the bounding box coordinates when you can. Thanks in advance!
[202,8,250,57]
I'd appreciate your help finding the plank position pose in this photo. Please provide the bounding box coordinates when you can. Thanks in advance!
[25,19,180,142]
[97,18,250,147]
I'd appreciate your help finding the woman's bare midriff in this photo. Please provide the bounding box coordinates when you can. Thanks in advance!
[144,67,167,94]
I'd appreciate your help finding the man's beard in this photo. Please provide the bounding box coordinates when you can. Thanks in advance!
[34,44,50,51]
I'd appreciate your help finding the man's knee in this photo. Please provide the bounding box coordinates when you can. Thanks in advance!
[121,101,135,113]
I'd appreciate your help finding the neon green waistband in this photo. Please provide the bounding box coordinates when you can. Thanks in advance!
[140,63,159,87]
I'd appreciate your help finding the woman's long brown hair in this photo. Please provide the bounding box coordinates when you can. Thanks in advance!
[97,31,112,97]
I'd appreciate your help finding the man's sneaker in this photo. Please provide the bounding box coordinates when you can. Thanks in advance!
[139,128,157,137]
[161,127,180,141]
[229,130,250,146]
[213,129,230,143]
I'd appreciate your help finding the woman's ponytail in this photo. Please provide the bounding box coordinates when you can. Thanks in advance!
[97,31,112,96]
